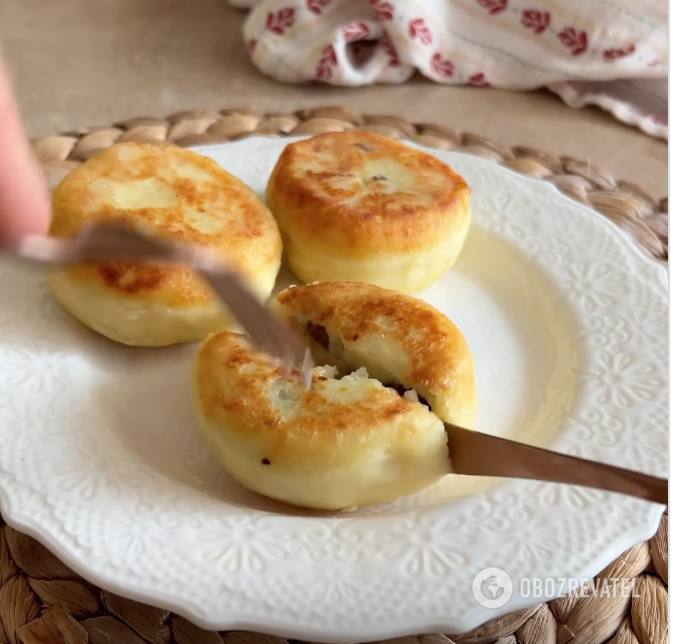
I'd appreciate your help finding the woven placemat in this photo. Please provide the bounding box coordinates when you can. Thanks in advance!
[0,106,668,644]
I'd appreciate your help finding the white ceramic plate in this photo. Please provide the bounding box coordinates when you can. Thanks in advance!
[0,137,668,642]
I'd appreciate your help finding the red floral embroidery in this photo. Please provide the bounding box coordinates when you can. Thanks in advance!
[382,37,400,67]
[408,18,433,45]
[476,0,507,15]
[603,45,635,61]
[315,44,338,81]
[343,22,370,41]
[247,39,257,53]
[370,0,394,20]
[558,27,588,56]
[266,8,296,35]
[521,10,550,34]
[469,72,490,86]
[431,53,454,78]
[307,0,332,15]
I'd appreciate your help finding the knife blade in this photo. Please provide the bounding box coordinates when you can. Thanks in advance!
[445,423,668,505]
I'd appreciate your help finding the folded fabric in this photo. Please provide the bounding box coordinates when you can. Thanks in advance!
[231,0,668,139]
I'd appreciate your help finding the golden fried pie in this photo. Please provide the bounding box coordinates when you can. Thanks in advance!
[266,131,471,293]
[193,282,476,510]
[46,142,282,346]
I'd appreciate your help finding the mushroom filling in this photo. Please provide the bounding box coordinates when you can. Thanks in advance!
[304,321,432,410]
[306,322,330,350]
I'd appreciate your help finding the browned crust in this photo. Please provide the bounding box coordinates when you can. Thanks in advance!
[195,332,422,465]
[266,131,470,256]
[50,142,281,307]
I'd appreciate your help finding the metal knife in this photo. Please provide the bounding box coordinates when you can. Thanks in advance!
[445,423,668,505]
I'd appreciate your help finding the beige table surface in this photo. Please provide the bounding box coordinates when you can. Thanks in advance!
[1,0,667,198]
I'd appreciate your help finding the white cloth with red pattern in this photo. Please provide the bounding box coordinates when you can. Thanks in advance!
[230,0,668,139]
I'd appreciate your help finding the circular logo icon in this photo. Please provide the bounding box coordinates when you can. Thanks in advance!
[472,567,513,608]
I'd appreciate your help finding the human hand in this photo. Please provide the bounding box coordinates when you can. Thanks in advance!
[0,48,50,242]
